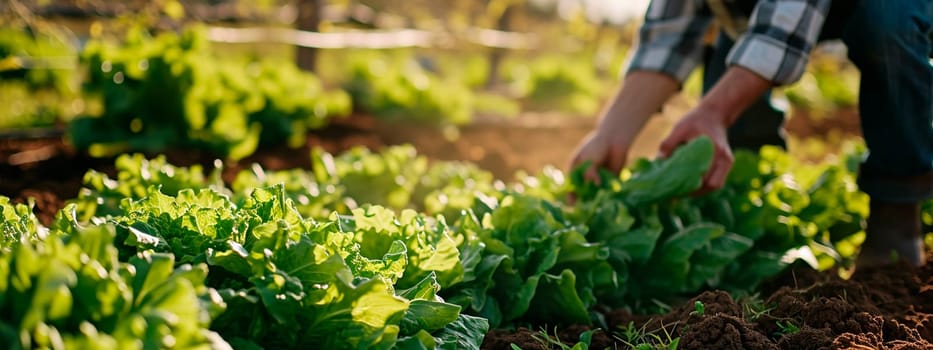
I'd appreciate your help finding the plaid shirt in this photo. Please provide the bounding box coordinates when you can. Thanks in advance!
[628,0,831,85]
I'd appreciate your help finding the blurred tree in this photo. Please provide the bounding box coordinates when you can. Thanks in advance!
[295,0,323,71]
[486,0,522,87]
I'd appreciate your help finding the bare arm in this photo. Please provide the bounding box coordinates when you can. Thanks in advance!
[570,0,711,183]
[570,71,680,181]
[595,71,681,152]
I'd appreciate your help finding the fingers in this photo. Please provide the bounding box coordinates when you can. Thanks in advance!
[657,127,689,159]
[567,137,613,204]
[584,163,602,184]
[698,141,734,194]
[706,152,733,189]
[569,133,626,185]
[606,147,627,175]
[659,121,733,195]
[568,147,587,175]
[569,146,603,183]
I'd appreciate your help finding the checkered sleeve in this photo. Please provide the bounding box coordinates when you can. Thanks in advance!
[627,0,714,84]
[726,0,831,85]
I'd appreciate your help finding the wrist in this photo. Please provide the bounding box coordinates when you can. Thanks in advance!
[696,98,740,126]
[698,66,773,126]
[595,112,644,142]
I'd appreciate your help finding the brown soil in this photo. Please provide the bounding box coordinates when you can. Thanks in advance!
[4,109,929,350]
[482,257,933,349]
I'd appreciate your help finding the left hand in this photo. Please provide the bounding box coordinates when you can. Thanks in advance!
[658,104,734,194]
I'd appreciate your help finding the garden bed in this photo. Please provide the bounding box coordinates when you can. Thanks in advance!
[2,111,930,350]
[483,259,932,349]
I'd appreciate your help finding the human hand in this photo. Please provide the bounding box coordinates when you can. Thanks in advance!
[569,129,633,185]
[658,104,734,194]
[566,71,682,203]
[658,66,772,194]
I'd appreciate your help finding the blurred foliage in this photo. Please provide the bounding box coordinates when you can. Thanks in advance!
[0,0,865,168]
[503,53,611,116]
[69,26,350,160]
[0,83,83,129]
[324,47,621,123]
[0,25,82,129]
[339,49,480,125]
[0,27,75,92]
[780,50,860,119]
[3,0,636,129]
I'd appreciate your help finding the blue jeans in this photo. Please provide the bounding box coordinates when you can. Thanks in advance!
[703,0,933,203]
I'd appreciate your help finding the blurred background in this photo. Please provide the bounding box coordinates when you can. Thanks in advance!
[0,0,860,178]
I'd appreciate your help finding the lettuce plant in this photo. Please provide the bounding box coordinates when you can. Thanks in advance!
[0,219,227,350]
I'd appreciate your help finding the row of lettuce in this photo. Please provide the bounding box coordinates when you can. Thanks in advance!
[1,25,610,158]
[3,137,916,349]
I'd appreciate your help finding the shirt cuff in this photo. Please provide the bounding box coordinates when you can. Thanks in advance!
[627,45,702,84]
[725,33,809,85]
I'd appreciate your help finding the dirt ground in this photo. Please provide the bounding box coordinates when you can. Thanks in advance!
[4,107,928,350]
[483,257,933,349]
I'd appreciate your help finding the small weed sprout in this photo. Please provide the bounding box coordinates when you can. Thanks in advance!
[618,321,644,345]
[738,294,776,322]
[774,320,801,336]
[614,320,680,350]
[689,300,705,317]
[525,327,601,350]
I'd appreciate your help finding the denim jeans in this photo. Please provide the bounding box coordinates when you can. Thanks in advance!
[703,0,933,203]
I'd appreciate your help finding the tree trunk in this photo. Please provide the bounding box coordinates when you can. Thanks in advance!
[486,4,513,88]
[295,0,323,72]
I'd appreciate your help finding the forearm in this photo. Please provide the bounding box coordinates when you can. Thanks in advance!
[596,71,680,139]
[695,66,772,126]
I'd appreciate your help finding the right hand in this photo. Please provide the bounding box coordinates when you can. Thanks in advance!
[569,129,633,184]
[568,71,681,186]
